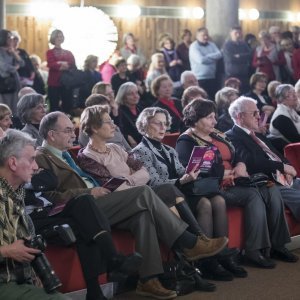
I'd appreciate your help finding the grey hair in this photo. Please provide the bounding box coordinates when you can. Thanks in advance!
[228,96,257,122]
[180,71,196,85]
[136,107,172,135]
[127,54,140,66]
[275,84,295,104]
[0,129,36,166]
[17,93,44,124]
[49,29,63,45]
[215,87,238,111]
[39,111,65,140]
[115,82,138,105]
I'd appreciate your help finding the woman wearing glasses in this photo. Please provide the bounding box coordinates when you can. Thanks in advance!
[17,93,47,146]
[132,106,247,281]
[176,99,291,270]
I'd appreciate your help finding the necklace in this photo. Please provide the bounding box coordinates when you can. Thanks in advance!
[88,143,111,154]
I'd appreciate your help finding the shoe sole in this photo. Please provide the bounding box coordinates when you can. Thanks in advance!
[136,290,177,299]
[184,238,229,262]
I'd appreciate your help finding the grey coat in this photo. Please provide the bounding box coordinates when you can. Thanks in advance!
[21,123,43,146]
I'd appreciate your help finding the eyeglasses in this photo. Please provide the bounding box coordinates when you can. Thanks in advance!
[52,128,75,134]
[150,121,169,128]
[35,104,48,110]
[242,110,260,117]
[102,119,115,125]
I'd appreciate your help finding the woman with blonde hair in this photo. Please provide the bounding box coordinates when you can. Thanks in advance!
[145,53,167,92]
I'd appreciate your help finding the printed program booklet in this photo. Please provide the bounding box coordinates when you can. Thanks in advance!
[186,145,217,173]
[102,177,127,191]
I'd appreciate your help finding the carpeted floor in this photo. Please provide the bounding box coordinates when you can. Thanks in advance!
[114,249,300,300]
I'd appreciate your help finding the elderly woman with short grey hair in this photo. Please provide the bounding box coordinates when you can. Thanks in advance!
[17,93,47,146]
[115,82,142,147]
[268,84,300,145]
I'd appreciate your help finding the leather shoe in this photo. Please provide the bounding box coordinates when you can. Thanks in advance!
[193,272,216,292]
[201,259,234,281]
[183,234,228,261]
[136,278,177,299]
[244,250,276,269]
[271,247,299,263]
[108,252,143,282]
[219,255,247,278]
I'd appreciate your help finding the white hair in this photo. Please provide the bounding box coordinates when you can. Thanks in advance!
[228,96,257,122]
[180,71,196,85]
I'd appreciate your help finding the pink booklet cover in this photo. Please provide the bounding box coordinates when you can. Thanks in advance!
[102,177,127,191]
[186,146,217,173]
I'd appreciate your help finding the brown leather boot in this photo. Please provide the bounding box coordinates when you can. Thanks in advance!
[136,278,177,299]
[183,234,228,261]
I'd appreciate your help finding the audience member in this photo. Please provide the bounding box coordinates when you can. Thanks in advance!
[252,30,285,81]
[160,35,183,83]
[145,53,167,92]
[100,50,119,83]
[223,26,252,93]
[11,31,35,88]
[151,75,183,133]
[115,82,142,147]
[227,96,300,228]
[267,80,281,106]
[78,94,131,151]
[0,103,12,131]
[269,84,300,145]
[244,72,275,116]
[0,129,66,300]
[120,33,146,67]
[176,29,193,71]
[17,93,47,146]
[46,29,76,113]
[173,70,199,99]
[0,29,23,115]
[110,58,131,95]
[215,87,239,132]
[290,25,300,49]
[280,38,295,84]
[177,99,296,268]
[269,26,282,51]
[181,86,208,108]
[224,77,241,93]
[133,107,247,280]
[36,111,227,300]
[189,27,222,100]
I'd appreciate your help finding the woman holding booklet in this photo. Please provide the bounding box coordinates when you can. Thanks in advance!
[176,98,293,270]
[132,106,247,281]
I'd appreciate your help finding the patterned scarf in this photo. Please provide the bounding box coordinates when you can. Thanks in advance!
[0,178,29,246]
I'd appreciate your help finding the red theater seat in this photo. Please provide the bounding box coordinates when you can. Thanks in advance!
[162,132,180,148]
[284,143,300,176]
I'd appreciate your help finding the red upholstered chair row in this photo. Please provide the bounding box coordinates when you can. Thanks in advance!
[162,132,180,148]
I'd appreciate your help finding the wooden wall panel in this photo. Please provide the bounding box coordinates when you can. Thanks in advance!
[4,0,300,65]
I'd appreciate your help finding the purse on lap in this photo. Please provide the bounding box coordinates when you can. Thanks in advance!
[180,177,220,197]
[234,173,269,188]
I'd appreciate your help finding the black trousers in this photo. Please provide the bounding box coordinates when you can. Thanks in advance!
[31,194,112,280]
[47,86,73,114]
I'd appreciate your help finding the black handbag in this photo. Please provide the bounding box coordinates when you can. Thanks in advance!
[180,177,220,197]
[0,73,17,94]
[60,68,86,89]
[234,173,269,188]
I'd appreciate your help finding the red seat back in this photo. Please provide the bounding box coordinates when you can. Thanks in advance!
[162,132,180,148]
[284,143,300,177]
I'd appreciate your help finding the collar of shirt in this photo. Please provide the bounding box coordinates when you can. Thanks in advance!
[236,124,251,135]
[42,141,64,161]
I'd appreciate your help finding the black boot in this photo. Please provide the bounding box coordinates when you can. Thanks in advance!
[200,258,234,281]
[176,201,202,235]
[218,254,248,278]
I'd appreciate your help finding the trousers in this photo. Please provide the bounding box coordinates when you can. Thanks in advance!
[93,185,188,278]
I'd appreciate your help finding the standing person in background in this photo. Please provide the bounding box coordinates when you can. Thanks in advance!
[100,50,119,84]
[11,31,35,88]
[223,26,251,94]
[30,54,46,95]
[0,29,24,116]
[46,29,76,113]
[189,27,222,100]
[110,58,130,95]
[160,35,183,83]
[269,26,282,51]
[120,33,146,67]
[176,29,193,72]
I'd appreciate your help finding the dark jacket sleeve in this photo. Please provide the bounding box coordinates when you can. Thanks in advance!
[226,129,285,176]
[175,135,196,167]
[272,115,300,143]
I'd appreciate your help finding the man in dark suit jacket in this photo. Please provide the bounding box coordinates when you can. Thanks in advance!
[226,96,299,263]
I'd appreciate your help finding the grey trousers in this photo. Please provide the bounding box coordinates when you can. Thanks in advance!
[93,185,188,277]
[223,185,290,251]
[278,178,300,222]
